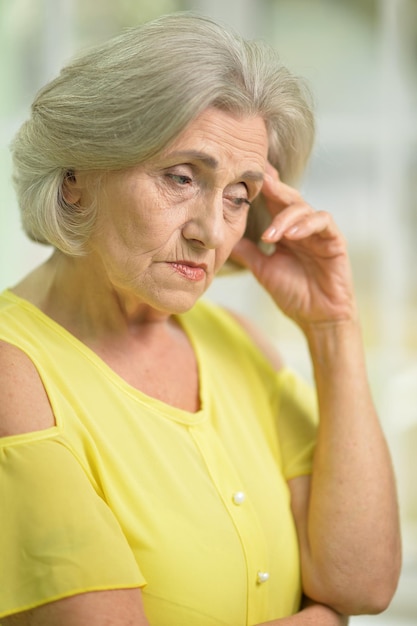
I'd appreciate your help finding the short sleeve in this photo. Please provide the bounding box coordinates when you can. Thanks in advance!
[0,436,145,619]
[274,368,319,480]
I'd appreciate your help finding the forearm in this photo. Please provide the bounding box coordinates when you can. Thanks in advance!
[257,597,349,625]
[232,167,401,615]
[299,319,401,613]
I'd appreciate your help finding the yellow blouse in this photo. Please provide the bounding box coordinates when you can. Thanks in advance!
[0,290,318,625]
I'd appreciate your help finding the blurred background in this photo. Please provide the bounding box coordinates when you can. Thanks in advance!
[0,0,416,622]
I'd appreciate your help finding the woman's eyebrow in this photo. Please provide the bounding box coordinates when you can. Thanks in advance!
[166,150,218,169]
[164,150,264,182]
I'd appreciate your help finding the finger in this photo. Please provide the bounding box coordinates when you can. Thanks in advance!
[261,201,314,242]
[265,161,279,179]
[230,237,267,276]
[262,163,302,208]
[281,210,339,242]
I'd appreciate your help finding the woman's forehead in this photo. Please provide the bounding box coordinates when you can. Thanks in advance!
[161,108,269,167]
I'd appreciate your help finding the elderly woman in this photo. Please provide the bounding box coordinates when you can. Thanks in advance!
[0,12,400,626]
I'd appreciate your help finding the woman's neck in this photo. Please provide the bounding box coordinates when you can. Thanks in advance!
[11,250,173,342]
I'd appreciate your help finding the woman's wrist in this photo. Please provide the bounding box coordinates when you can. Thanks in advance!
[302,317,366,377]
[303,316,361,350]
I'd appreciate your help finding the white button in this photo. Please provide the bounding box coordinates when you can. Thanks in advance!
[257,571,270,584]
[232,491,246,505]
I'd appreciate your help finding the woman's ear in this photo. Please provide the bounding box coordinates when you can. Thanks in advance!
[62,170,82,204]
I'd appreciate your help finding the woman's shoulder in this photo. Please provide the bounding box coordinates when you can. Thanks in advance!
[184,299,284,371]
[0,340,55,437]
[225,309,284,372]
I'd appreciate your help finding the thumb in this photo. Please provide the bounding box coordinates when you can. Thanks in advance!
[230,238,266,276]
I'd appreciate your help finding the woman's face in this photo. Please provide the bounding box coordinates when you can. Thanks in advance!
[72,108,269,314]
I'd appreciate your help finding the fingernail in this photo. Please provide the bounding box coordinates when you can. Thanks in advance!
[262,226,277,240]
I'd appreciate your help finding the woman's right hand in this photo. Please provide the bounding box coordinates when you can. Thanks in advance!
[2,592,348,626]
[1,588,150,626]
[257,597,349,626]
[257,603,349,626]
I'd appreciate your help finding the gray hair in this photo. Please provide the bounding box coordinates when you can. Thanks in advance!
[11,12,315,257]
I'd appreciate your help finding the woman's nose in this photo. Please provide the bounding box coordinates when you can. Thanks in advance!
[182,194,225,249]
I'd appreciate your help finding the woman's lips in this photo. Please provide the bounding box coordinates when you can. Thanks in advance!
[169,261,207,281]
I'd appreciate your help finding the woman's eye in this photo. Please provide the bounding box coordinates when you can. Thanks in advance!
[224,183,251,209]
[229,197,251,208]
[167,173,192,185]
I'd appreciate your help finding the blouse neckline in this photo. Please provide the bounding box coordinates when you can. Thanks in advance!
[1,289,208,426]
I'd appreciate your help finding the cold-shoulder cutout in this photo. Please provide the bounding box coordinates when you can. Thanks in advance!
[0,341,56,437]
